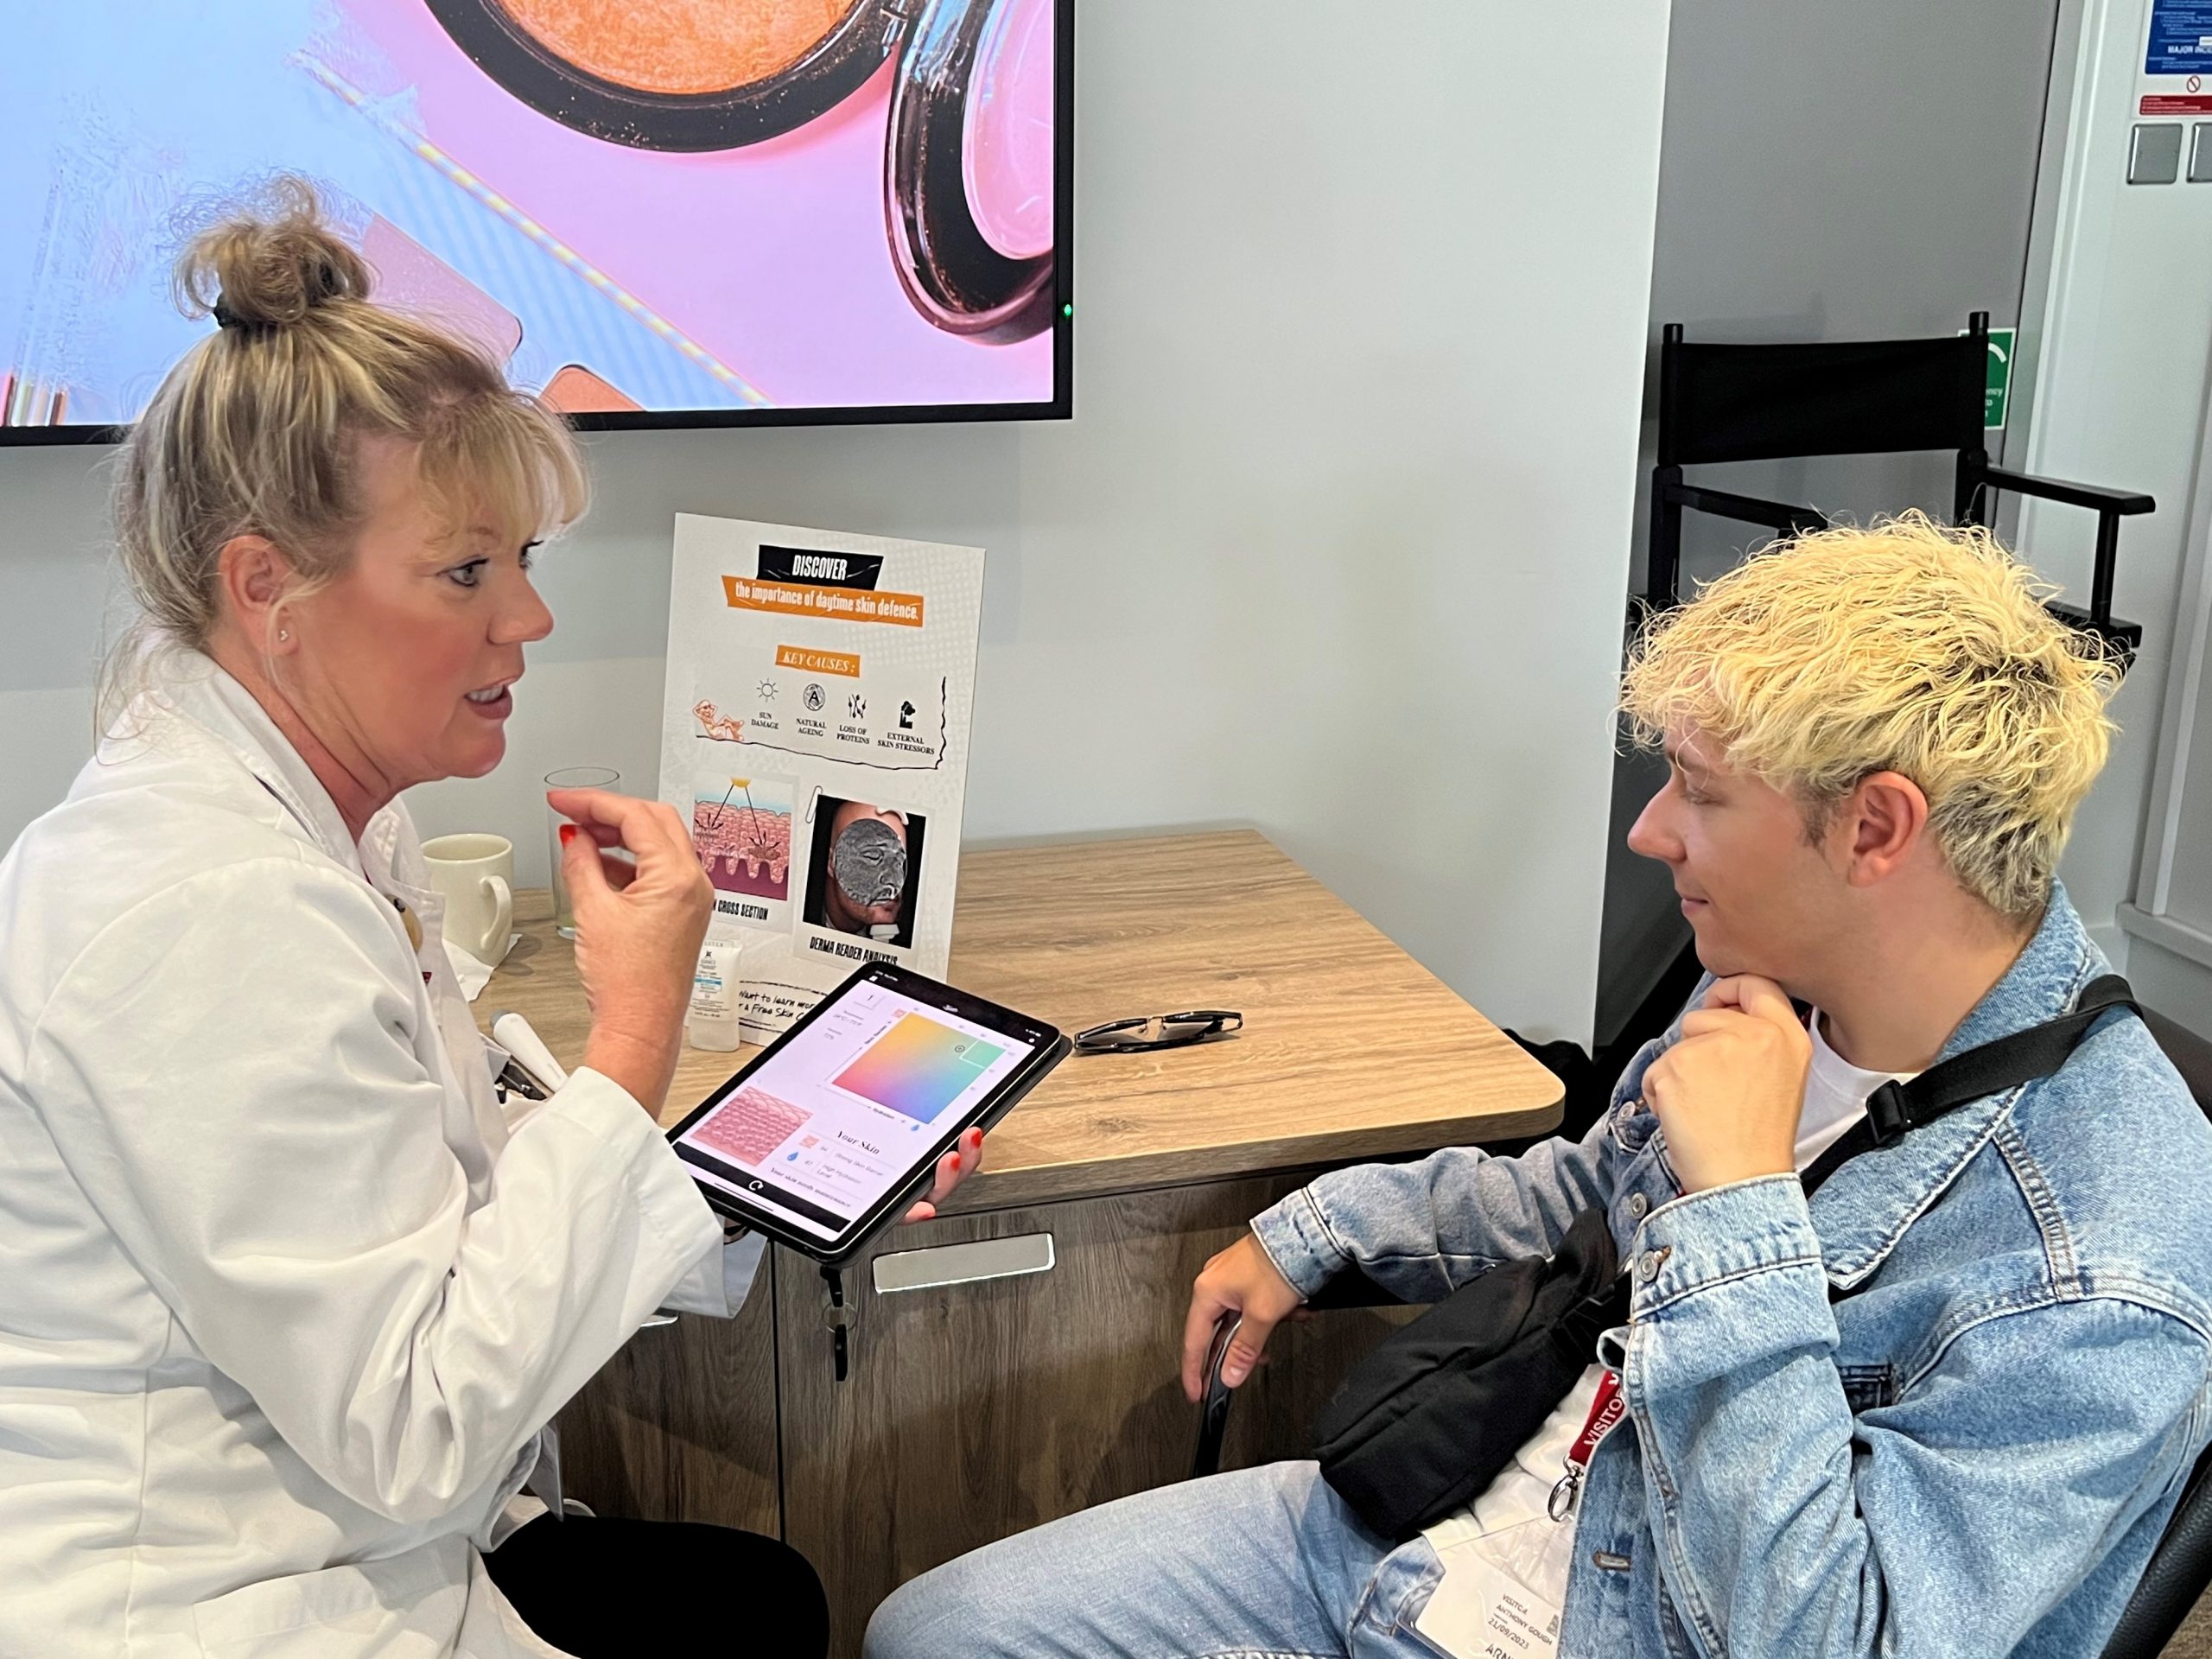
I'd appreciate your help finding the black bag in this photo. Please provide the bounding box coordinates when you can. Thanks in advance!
[1312,1207,1625,1537]
[1312,976,2140,1541]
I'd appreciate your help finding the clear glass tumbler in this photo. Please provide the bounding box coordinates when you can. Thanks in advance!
[545,766,620,939]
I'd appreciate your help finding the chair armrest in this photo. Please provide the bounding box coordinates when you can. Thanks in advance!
[1305,1275,1417,1312]
[1979,466,2154,651]
[1192,1313,1243,1483]
[1666,481,1831,537]
[2044,601,2143,662]
[1980,467,2155,517]
[1191,1277,1427,1481]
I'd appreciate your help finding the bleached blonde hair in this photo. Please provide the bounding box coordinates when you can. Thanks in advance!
[102,176,587,728]
[1619,513,2121,923]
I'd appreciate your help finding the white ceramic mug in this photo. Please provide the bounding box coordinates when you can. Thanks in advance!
[423,833,515,965]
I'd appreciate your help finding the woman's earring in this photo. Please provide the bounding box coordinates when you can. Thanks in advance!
[277,629,289,641]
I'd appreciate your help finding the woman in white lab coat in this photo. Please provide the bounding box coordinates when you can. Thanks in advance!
[0,182,978,1659]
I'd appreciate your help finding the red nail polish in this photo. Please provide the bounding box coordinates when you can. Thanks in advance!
[558,824,576,845]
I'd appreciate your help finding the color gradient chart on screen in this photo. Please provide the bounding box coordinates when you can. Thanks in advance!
[834,1014,1004,1125]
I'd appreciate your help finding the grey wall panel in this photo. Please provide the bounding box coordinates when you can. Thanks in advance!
[1596,0,2065,1046]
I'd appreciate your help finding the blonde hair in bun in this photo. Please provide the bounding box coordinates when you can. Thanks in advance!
[172,181,373,329]
[105,175,586,727]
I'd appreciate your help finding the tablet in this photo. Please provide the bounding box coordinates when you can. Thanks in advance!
[666,962,1071,1264]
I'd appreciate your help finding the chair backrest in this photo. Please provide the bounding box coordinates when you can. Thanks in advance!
[1656,322,1986,469]
[2143,1008,2212,1113]
[2103,1446,2212,1657]
[2101,1007,2212,1657]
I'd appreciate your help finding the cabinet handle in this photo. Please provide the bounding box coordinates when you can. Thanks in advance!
[823,1265,849,1383]
[871,1232,1056,1294]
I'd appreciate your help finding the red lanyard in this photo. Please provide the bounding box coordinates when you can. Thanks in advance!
[1547,1369,1625,1522]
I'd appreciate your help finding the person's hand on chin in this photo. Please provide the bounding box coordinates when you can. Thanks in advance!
[1640,974,1812,1194]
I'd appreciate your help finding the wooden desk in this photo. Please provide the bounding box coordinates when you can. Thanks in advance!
[479,830,1560,1655]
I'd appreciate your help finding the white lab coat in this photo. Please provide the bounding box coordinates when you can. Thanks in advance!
[0,653,762,1658]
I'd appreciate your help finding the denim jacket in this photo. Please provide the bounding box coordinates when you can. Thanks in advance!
[1252,889,2212,1656]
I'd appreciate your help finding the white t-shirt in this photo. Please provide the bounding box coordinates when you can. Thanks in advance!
[1418,1014,1910,1634]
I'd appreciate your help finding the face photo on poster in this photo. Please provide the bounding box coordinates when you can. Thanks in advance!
[801,795,927,950]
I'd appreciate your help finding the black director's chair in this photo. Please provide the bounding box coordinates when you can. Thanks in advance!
[1648,311,2153,656]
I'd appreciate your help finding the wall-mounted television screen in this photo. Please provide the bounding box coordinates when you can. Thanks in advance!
[0,0,1070,442]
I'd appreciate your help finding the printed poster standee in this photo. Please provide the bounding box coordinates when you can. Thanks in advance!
[658,515,985,1038]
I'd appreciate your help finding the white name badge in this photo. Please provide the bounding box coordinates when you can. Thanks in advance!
[1414,1547,1562,1659]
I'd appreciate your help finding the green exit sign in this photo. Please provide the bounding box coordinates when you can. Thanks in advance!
[1978,327,2016,431]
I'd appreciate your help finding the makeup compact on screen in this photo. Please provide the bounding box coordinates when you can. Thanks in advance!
[3,0,1069,436]
[427,0,1061,342]
[667,963,1070,1263]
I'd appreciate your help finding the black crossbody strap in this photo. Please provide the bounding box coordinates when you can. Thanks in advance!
[1800,974,2138,1198]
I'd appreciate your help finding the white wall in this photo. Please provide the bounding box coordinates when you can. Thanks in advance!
[2025,1,2212,1036]
[0,2,1673,1045]
[2120,390,2212,1036]
[2018,0,2212,991]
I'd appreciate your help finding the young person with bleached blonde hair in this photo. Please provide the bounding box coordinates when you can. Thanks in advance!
[869,514,2212,1659]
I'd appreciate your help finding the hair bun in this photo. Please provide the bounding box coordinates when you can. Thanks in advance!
[175,175,371,330]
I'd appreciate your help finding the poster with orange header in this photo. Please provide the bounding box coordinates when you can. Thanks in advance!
[658,514,985,1037]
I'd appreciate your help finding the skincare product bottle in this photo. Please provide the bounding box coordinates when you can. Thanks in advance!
[687,940,742,1052]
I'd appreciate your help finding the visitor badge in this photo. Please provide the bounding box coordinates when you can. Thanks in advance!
[1414,1544,1562,1659]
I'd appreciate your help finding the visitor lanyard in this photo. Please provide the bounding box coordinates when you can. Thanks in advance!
[1547,1370,1625,1522]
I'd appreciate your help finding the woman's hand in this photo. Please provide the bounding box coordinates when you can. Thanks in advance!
[901,1126,985,1224]
[1180,1233,1304,1402]
[551,787,712,1118]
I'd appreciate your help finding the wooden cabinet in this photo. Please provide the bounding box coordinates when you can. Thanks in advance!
[553,1245,781,1535]
[553,1172,1414,1656]
[485,837,1560,1655]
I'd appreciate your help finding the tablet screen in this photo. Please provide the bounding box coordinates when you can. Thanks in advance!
[671,978,1039,1243]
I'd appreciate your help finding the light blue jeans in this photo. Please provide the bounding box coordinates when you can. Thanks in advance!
[863,1460,1447,1659]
